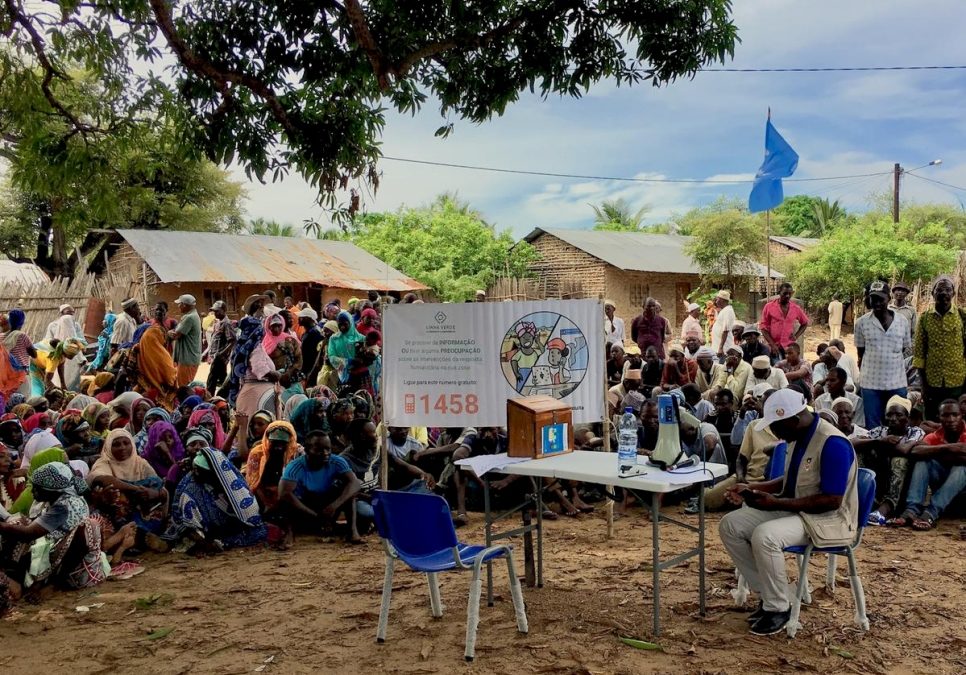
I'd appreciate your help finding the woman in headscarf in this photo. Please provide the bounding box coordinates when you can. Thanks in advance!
[164,427,211,497]
[168,446,266,554]
[0,309,35,400]
[0,442,25,512]
[18,430,63,470]
[82,402,111,439]
[0,462,105,610]
[86,313,116,373]
[11,403,33,420]
[262,313,302,381]
[89,371,116,403]
[29,338,84,397]
[245,420,300,511]
[187,407,226,451]
[107,391,142,428]
[228,294,267,408]
[315,320,341,390]
[64,393,96,412]
[327,399,355,453]
[132,324,177,410]
[326,311,365,389]
[88,429,167,540]
[0,417,24,462]
[233,409,274,470]
[282,393,307,422]
[123,397,153,438]
[4,392,25,414]
[356,308,380,340]
[9,446,72,514]
[141,420,185,477]
[22,412,51,436]
[289,397,330,444]
[134,406,170,456]
[53,410,100,466]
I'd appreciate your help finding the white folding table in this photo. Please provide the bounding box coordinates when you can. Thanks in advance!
[459,451,728,636]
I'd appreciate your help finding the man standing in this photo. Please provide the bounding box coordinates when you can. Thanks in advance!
[110,299,140,353]
[44,304,84,342]
[853,281,910,429]
[760,282,809,361]
[827,294,844,341]
[631,297,669,359]
[681,302,703,343]
[298,306,324,385]
[719,389,858,635]
[912,275,966,420]
[710,290,736,360]
[205,301,234,396]
[889,281,917,349]
[169,294,203,387]
[604,300,626,346]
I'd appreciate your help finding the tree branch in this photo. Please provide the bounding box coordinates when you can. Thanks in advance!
[394,16,527,77]
[342,0,389,90]
[148,0,299,139]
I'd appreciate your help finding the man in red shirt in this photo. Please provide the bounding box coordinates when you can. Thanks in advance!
[760,283,809,361]
[631,297,669,359]
[889,399,966,530]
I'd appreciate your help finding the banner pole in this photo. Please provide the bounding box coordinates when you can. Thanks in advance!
[379,302,389,490]
[765,209,772,299]
[603,301,614,540]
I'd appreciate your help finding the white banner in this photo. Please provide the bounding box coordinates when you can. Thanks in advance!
[383,300,604,426]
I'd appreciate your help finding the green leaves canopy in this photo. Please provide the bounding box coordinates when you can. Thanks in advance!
[683,207,766,290]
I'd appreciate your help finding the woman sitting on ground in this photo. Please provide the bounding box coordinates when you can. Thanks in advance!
[82,402,112,440]
[0,462,106,613]
[187,407,226,452]
[289,397,331,444]
[133,407,169,456]
[164,428,211,497]
[141,421,186,478]
[168,446,266,555]
[0,442,25,511]
[88,429,168,545]
[53,411,101,467]
[245,421,300,512]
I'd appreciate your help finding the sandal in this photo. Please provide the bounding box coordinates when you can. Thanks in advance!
[867,511,887,527]
[911,515,936,531]
[886,511,916,528]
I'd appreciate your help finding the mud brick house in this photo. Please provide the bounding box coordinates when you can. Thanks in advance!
[522,228,783,332]
[78,229,427,316]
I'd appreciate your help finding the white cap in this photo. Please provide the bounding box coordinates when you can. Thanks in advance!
[175,294,196,306]
[298,307,318,320]
[751,355,771,369]
[761,389,807,426]
[59,304,73,313]
[687,302,700,312]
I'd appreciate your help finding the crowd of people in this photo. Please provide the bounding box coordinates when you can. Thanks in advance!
[0,277,963,636]
[604,277,966,635]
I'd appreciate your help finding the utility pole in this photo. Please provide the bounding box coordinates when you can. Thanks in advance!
[893,162,901,223]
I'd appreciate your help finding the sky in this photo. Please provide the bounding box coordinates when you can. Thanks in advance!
[238,0,966,238]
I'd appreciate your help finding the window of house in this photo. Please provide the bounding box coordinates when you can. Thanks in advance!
[629,281,650,309]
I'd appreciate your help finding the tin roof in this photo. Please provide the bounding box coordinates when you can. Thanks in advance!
[769,235,820,252]
[109,230,427,291]
[523,228,783,278]
[0,260,49,285]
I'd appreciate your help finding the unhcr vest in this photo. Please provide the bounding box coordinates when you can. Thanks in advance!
[783,418,859,548]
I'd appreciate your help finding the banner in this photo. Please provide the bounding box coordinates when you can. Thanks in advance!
[383,300,604,427]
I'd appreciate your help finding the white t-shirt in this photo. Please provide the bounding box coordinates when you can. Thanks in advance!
[711,305,736,354]
[605,316,625,346]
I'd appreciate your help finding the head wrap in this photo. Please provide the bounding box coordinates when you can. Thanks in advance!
[290,398,329,443]
[144,407,171,424]
[261,313,290,355]
[5,392,25,412]
[20,430,63,469]
[885,395,912,415]
[12,404,33,420]
[323,320,339,334]
[65,394,96,412]
[89,429,156,482]
[695,346,716,359]
[283,393,308,422]
[31,461,77,494]
[187,408,226,448]
[246,420,299,492]
[7,309,25,331]
[83,402,110,431]
[184,427,213,448]
[143,420,186,474]
[22,412,50,434]
[830,396,854,411]
[180,395,204,412]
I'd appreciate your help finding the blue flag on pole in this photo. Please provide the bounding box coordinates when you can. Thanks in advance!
[748,116,798,213]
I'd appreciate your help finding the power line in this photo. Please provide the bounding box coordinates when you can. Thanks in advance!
[703,65,966,73]
[381,155,891,185]
[905,171,966,193]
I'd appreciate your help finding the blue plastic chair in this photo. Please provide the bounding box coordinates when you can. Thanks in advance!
[371,490,528,661]
[783,468,876,637]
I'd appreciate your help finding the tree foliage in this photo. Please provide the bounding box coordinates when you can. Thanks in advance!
[591,199,650,231]
[247,218,298,237]
[340,194,537,302]
[772,195,819,235]
[684,207,766,291]
[787,218,956,305]
[0,1,738,222]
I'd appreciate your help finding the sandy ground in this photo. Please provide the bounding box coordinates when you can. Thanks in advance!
[1,503,964,675]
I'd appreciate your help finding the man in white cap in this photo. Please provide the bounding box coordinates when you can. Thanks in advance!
[681,302,703,343]
[604,300,625,346]
[694,346,722,397]
[719,388,858,635]
[710,290,736,359]
[44,304,84,343]
[170,294,202,387]
[110,298,141,353]
[713,345,752,400]
[743,355,788,398]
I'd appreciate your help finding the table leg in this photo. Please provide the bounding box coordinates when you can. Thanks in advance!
[484,475,494,606]
[536,479,544,588]
[651,491,661,637]
[606,498,614,540]
[699,480,706,616]
[522,504,535,589]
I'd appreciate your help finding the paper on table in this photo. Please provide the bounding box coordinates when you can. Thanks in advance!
[455,452,530,477]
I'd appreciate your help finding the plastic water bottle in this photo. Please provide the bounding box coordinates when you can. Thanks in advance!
[618,407,639,471]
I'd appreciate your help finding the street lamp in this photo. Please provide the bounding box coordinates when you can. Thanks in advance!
[894,159,942,222]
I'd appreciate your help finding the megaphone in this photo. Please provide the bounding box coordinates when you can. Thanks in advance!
[647,394,685,470]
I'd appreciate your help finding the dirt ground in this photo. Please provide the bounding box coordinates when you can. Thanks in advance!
[1,503,964,675]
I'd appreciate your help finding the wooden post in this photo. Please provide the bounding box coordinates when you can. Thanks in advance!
[765,210,772,299]
[141,262,149,306]
[379,302,389,489]
[603,301,614,540]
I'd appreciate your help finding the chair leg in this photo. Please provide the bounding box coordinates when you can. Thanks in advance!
[732,569,750,606]
[845,550,870,631]
[798,554,812,605]
[505,549,528,634]
[464,560,485,662]
[376,557,394,643]
[825,553,837,593]
[786,549,813,638]
[427,572,443,618]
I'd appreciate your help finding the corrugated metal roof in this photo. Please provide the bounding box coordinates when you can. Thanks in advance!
[115,230,428,291]
[524,228,783,278]
[769,235,820,251]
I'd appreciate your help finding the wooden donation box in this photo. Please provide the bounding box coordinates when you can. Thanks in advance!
[507,395,573,459]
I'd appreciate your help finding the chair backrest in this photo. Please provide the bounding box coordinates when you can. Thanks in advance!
[371,490,459,558]
[855,467,877,531]
[765,441,788,481]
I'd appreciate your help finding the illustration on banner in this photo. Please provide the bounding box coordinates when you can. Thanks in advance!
[501,311,589,399]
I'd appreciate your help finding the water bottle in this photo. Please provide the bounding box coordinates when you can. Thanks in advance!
[618,407,639,472]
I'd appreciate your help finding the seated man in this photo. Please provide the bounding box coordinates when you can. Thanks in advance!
[776,342,813,399]
[277,431,362,546]
[813,345,857,395]
[679,415,728,465]
[713,346,753,400]
[831,397,867,440]
[814,367,865,427]
[705,388,738,457]
[684,335,702,361]
[853,396,924,525]
[607,369,642,417]
[680,383,713,421]
[743,356,788,398]
[694,347,723,398]
[740,325,771,365]
[451,427,508,526]
[719,389,857,636]
[888,399,966,530]
[386,426,437,493]
[661,342,698,391]
[641,347,664,397]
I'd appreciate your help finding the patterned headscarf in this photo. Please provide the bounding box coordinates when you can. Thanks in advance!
[31,461,78,494]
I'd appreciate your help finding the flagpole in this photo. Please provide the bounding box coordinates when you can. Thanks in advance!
[765,209,771,299]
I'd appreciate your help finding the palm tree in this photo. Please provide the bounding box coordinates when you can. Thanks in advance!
[591,199,650,231]
[247,217,298,237]
[805,198,844,237]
